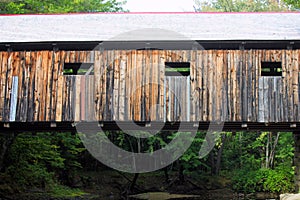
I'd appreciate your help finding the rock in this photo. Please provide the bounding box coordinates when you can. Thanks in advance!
[280,193,300,200]
[256,192,277,199]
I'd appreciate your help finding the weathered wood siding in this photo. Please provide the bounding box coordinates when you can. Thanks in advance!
[0,50,299,122]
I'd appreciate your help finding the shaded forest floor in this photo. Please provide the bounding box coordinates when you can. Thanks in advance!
[0,169,279,200]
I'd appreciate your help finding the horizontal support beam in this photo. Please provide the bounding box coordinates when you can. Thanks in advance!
[0,122,299,132]
[0,40,300,51]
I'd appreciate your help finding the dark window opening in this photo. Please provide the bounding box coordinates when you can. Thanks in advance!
[63,63,94,75]
[261,62,282,76]
[165,62,190,76]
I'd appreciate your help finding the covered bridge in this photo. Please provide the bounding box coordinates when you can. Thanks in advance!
[1,11,300,190]
[0,13,299,132]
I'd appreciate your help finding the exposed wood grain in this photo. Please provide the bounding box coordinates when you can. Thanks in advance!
[202,50,208,121]
[9,76,18,122]
[32,52,41,121]
[231,51,237,121]
[94,50,101,121]
[0,49,299,123]
[106,51,114,120]
[158,50,164,121]
[113,50,120,120]
[45,51,53,121]
[216,50,223,121]
[222,50,228,121]
[286,50,293,121]
[236,51,242,121]
[27,52,37,122]
[0,52,3,121]
[190,49,196,121]
[242,50,247,121]
[4,52,12,122]
[55,51,65,122]
[292,50,299,121]
[119,51,126,121]
[49,51,60,121]
[126,50,133,120]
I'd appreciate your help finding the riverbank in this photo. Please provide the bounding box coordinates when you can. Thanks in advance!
[0,170,282,200]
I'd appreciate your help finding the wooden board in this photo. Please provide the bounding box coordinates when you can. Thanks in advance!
[0,49,299,123]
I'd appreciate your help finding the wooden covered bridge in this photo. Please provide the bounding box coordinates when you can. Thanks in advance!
[1,12,300,187]
[0,13,299,130]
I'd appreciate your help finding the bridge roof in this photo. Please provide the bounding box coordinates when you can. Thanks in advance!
[0,12,300,43]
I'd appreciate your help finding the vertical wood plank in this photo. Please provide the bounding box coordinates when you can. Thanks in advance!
[80,75,86,121]
[286,50,294,121]
[144,50,150,121]
[0,52,3,121]
[4,52,13,121]
[113,50,120,120]
[27,52,37,122]
[39,51,48,121]
[126,51,132,120]
[94,50,101,121]
[32,52,42,121]
[45,51,53,121]
[231,51,237,121]
[158,50,164,121]
[207,50,213,121]
[258,77,264,122]
[195,50,201,121]
[9,76,18,122]
[119,50,126,121]
[216,50,223,121]
[190,50,196,121]
[226,50,232,121]
[107,50,114,120]
[55,51,66,122]
[292,50,299,121]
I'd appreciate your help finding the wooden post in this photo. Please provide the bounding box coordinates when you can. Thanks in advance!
[294,132,300,193]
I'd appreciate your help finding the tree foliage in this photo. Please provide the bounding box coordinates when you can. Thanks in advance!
[283,0,300,9]
[194,0,293,12]
[0,0,126,14]
[0,130,296,195]
[224,132,294,193]
[4,132,84,190]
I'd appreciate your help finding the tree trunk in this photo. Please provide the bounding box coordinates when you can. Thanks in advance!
[0,132,16,172]
[210,151,215,175]
[266,132,270,168]
[294,132,300,193]
[265,132,280,169]
[269,132,280,169]
[164,166,170,183]
[215,134,226,175]
[179,164,185,183]
[130,173,139,192]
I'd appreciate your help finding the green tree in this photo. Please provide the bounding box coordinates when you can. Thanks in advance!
[6,133,64,189]
[283,0,300,9]
[224,132,295,193]
[4,132,85,190]
[194,0,290,12]
[0,0,126,14]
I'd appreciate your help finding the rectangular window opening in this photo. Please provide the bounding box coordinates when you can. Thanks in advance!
[261,62,282,76]
[63,63,94,75]
[165,62,190,76]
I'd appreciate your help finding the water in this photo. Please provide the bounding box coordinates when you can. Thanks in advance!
[128,192,279,200]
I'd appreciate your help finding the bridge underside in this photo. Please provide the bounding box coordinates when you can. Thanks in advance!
[0,122,300,132]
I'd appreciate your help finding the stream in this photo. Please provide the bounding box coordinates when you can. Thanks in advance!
[128,192,279,200]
